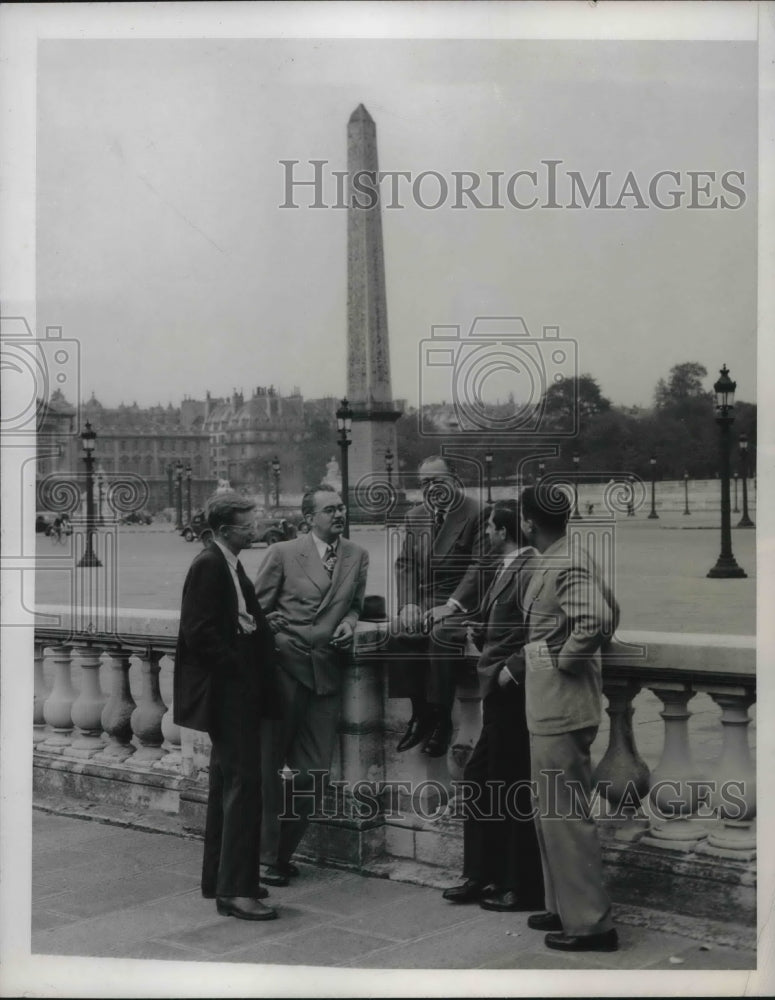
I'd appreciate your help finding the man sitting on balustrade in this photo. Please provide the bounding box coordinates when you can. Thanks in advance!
[174,491,281,922]
[518,484,620,953]
[391,455,486,758]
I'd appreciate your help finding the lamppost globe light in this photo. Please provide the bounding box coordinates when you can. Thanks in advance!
[713,364,736,414]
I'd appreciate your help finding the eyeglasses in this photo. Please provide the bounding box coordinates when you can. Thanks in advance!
[315,504,347,516]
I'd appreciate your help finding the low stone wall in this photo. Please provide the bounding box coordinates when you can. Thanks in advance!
[33,605,756,930]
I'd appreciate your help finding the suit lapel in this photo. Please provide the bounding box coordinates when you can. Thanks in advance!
[295,533,331,594]
[433,503,465,555]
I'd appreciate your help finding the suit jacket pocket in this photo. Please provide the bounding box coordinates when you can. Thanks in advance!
[524,641,576,731]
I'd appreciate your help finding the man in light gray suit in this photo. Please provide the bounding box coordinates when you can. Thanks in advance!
[518,484,620,953]
[254,485,369,886]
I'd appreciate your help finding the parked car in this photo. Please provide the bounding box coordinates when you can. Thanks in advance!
[119,509,153,525]
[180,509,212,543]
[252,507,307,546]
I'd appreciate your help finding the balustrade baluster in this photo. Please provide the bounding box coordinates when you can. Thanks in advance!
[42,644,75,751]
[154,652,183,772]
[33,641,48,743]
[644,684,707,847]
[96,646,137,761]
[698,687,756,859]
[130,647,167,763]
[592,678,650,838]
[70,643,108,757]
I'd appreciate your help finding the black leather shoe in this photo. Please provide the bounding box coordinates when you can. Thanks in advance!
[422,718,453,757]
[216,896,278,921]
[397,714,433,752]
[262,865,290,887]
[479,889,543,912]
[545,929,619,952]
[203,886,268,900]
[442,879,487,904]
[527,911,563,931]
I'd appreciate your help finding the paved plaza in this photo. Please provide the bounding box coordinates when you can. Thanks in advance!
[31,808,755,975]
[35,511,756,634]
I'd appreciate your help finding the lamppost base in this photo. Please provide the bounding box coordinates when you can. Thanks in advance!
[648,511,659,520]
[683,511,691,516]
[707,558,747,579]
[737,515,755,528]
[77,550,103,568]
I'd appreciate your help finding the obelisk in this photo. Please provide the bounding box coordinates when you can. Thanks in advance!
[347,104,401,498]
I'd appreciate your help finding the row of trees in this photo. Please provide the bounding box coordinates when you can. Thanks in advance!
[392,362,757,486]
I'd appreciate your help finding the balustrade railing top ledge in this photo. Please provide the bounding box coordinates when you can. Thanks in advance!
[35,604,754,685]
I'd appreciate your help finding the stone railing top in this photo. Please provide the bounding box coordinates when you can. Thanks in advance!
[35,604,755,685]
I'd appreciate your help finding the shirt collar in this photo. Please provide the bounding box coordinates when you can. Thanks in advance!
[214,538,239,571]
[311,532,339,560]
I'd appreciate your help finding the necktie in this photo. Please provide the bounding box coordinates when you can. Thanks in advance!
[235,560,257,633]
[236,560,253,604]
[433,508,446,535]
[323,545,337,577]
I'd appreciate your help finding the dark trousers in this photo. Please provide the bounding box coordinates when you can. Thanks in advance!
[388,615,472,714]
[201,651,263,898]
[260,669,342,867]
[461,686,544,898]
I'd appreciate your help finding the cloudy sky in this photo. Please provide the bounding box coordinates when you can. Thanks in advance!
[36,36,757,410]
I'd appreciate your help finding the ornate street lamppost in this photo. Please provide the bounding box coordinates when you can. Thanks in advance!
[683,471,691,516]
[648,455,659,519]
[571,453,581,519]
[738,433,754,528]
[385,447,394,488]
[707,365,746,578]
[185,463,192,523]
[77,421,102,568]
[175,460,184,530]
[167,463,174,507]
[336,398,352,539]
[272,455,281,508]
[732,472,739,513]
[485,449,493,505]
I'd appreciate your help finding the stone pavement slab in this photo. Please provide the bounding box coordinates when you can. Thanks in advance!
[31,809,757,974]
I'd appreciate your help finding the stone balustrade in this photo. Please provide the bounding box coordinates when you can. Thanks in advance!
[32,604,756,925]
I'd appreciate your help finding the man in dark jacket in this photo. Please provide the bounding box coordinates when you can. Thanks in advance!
[442,499,544,911]
[174,492,280,921]
[392,455,485,757]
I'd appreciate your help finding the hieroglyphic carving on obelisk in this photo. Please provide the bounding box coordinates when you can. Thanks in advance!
[347,104,401,494]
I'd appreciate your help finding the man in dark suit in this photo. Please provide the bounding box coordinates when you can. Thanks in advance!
[174,492,279,921]
[255,485,369,886]
[442,499,544,911]
[392,455,485,757]
[519,485,620,952]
